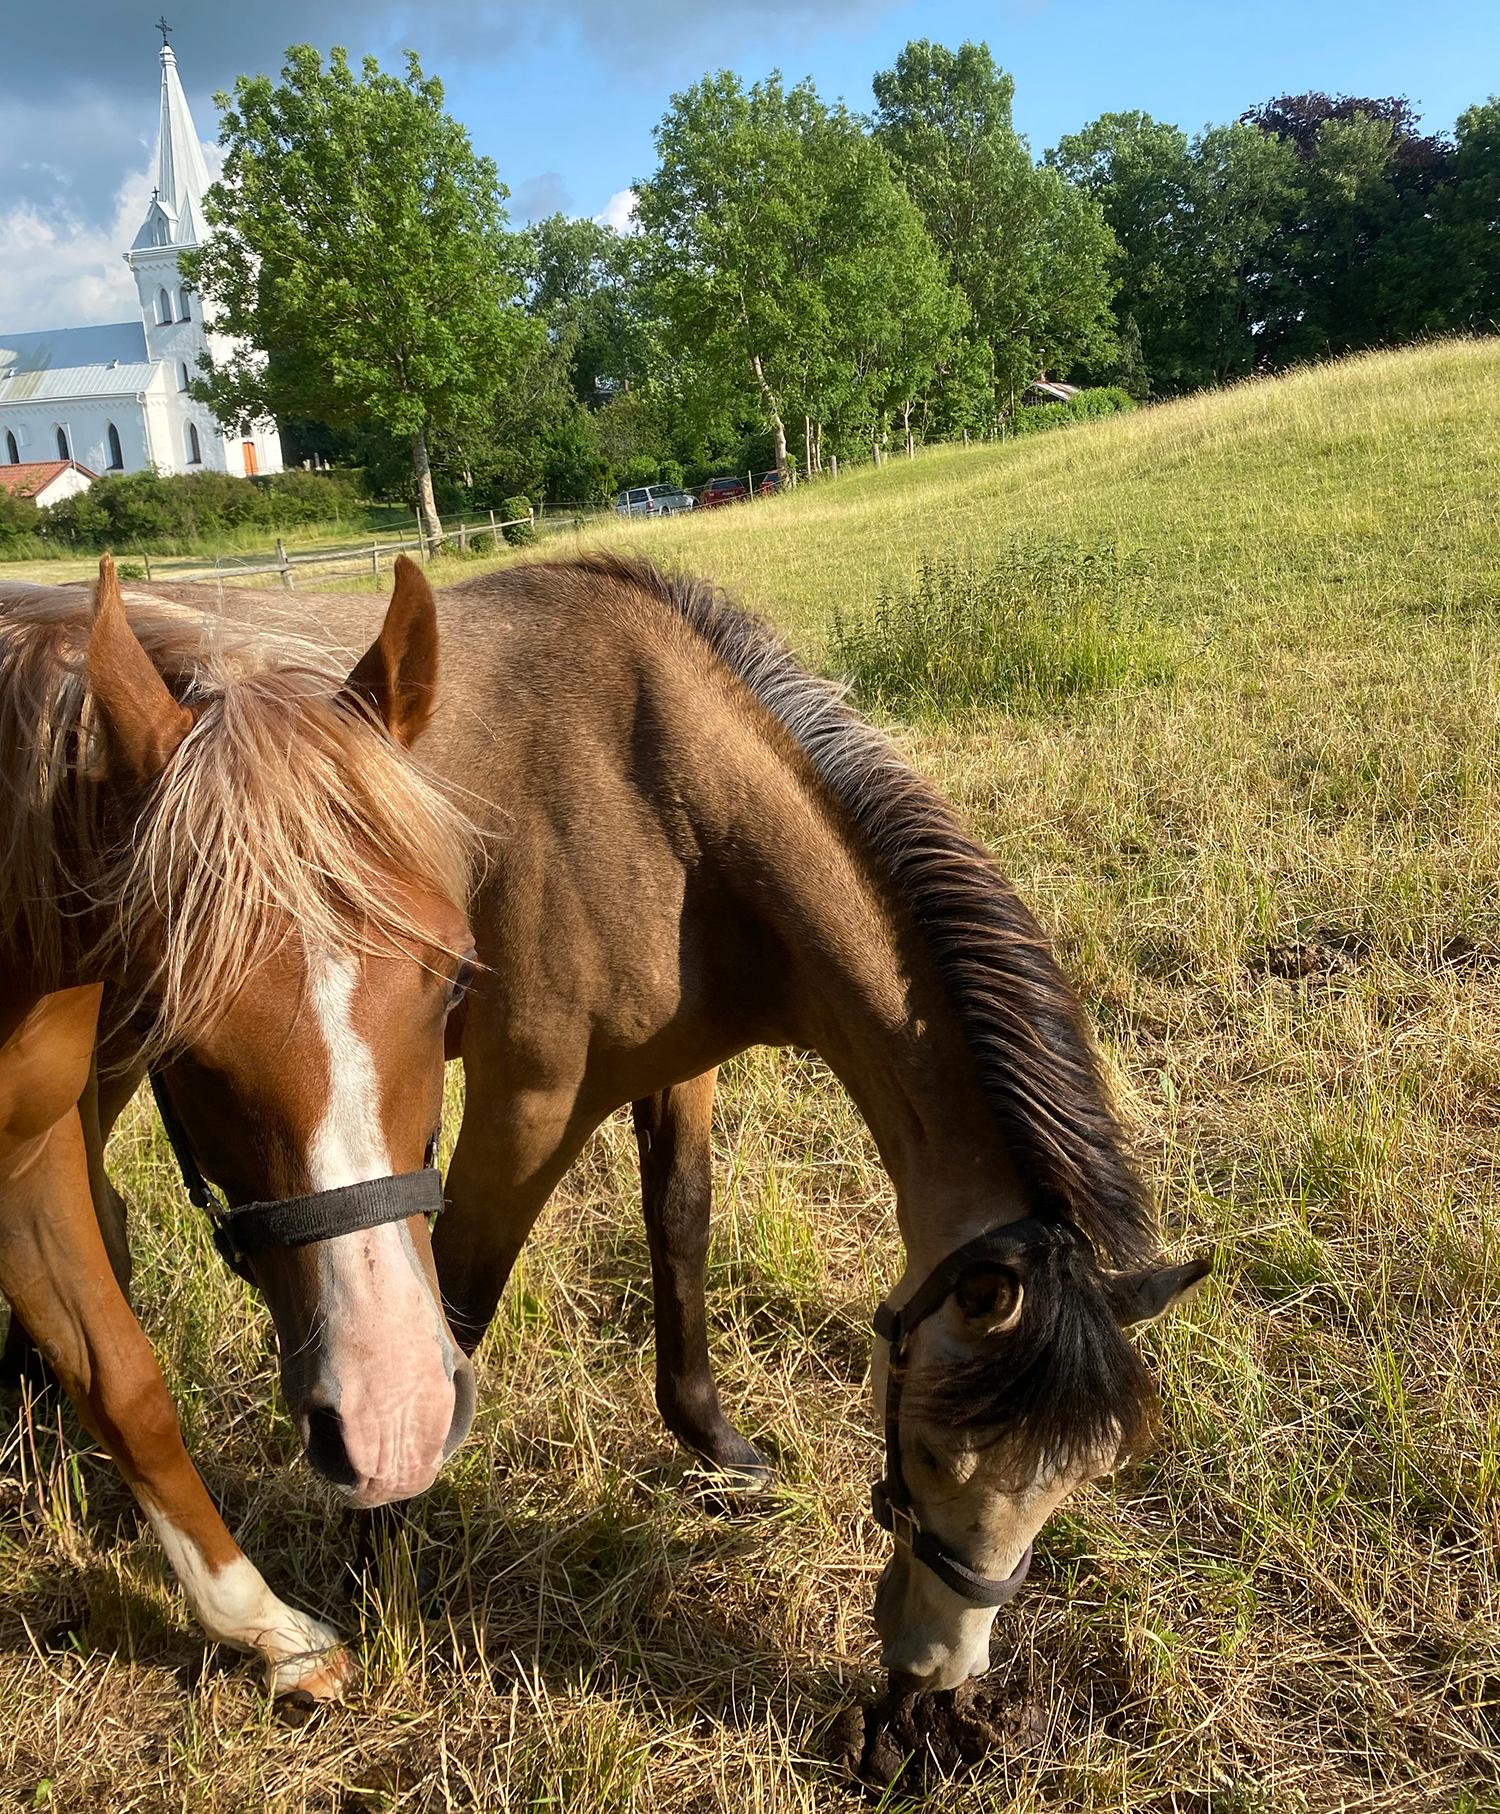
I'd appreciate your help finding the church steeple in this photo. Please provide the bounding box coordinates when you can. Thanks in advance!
[130,36,210,252]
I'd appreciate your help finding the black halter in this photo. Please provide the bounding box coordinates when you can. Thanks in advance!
[871,1216,1071,1609]
[149,1070,442,1284]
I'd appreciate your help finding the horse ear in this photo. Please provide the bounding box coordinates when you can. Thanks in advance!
[953,1262,1024,1336]
[1107,1256,1213,1326]
[342,554,439,748]
[87,553,194,786]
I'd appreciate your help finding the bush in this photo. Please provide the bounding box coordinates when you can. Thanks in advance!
[37,467,368,554]
[1011,386,1136,438]
[501,496,535,546]
[830,542,1175,717]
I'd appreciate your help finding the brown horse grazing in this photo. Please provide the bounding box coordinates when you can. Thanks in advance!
[0,556,479,1700]
[104,553,1209,1696]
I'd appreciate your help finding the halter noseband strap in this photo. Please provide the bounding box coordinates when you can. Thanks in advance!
[148,1070,442,1283]
[871,1215,1072,1610]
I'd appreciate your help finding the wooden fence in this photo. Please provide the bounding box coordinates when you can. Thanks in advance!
[138,507,536,590]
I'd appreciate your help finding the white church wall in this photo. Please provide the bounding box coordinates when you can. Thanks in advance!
[0,400,147,474]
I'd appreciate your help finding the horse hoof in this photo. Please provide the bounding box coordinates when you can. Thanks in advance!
[267,1639,356,1715]
[684,1444,776,1513]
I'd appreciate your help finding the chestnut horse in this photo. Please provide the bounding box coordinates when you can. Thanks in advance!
[96,553,1208,1695]
[0,557,478,1701]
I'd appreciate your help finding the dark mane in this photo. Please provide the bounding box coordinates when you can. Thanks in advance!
[917,1243,1157,1467]
[564,552,1156,1271]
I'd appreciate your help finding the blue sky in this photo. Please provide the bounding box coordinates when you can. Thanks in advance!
[3,0,1496,330]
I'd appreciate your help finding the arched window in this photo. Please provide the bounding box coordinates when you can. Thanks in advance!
[106,423,123,470]
[186,422,202,466]
[157,287,173,326]
[4,430,17,464]
[180,361,191,392]
[177,287,191,321]
[56,425,69,461]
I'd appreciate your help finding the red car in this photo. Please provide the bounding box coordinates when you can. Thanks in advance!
[699,476,748,508]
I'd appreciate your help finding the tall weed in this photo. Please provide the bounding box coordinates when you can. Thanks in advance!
[831,541,1175,715]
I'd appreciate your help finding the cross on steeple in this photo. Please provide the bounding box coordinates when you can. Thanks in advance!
[157,16,172,48]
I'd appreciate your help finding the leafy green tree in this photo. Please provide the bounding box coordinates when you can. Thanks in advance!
[873,40,1118,406]
[636,71,959,474]
[1443,99,1500,324]
[1052,112,1298,392]
[527,214,645,403]
[186,45,538,550]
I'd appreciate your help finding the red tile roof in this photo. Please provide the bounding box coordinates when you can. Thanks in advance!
[0,459,97,501]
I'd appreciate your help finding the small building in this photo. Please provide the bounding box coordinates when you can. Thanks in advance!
[0,459,98,509]
[1023,380,1083,406]
[0,37,281,483]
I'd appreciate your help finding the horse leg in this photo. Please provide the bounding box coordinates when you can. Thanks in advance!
[433,1075,598,1356]
[634,1071,772,1487]
[1,1052,135,1390]
[0,998,351,1703]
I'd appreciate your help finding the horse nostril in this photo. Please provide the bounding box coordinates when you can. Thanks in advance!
[442,1362,477,1463]
[303,1403,359,1488]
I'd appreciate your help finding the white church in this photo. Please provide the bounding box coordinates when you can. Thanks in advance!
[0,39,282,484]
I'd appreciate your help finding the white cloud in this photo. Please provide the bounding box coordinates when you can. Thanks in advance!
[593,188,638,234]
[0,140,223,335]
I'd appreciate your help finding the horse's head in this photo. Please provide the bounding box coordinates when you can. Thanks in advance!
[871,1234,1209,1693]
[88,555,479,1508]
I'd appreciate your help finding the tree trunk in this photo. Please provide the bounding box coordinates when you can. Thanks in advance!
[411,427,443,557]
[804,415,813,480]
[750,354,789,478]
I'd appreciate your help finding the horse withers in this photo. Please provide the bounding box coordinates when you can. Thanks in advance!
[0,555,478,1699]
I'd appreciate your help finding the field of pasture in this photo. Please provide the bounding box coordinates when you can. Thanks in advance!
[2,339,1499,1811]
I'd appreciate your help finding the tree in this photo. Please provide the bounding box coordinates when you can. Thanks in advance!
[1052,112,1299,392]
[635,71,960,474]
[873,40,1118,406]
[186,46,537,550]
[1442,99,1500,325]
[527,214,645,404]
[1240,94,1458,362]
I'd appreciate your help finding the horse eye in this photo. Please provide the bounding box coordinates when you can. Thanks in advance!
[447,956,476,1006]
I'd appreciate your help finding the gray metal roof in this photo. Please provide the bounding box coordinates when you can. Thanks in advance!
[0,322,155,402]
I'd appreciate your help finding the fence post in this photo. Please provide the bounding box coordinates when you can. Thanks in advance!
[528,505,535,534]
[371,547,380,582]
[489,508,498,546]
[275,537,293,591]
[830,455,838,481]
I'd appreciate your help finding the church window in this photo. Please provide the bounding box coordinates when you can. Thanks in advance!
[56,426,70,461]
[157,288,173,326]
[107,424,124,471]
[178,287,191,321]
[180,362,191,391]
[187,422,202,466]
[4,431,16,464]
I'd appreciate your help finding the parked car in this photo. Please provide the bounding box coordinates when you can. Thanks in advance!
[613,484,697,517]
[756,470,785,496]
[699,476,749,508]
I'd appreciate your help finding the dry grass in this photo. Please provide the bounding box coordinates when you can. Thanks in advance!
[3,340,1500,1811]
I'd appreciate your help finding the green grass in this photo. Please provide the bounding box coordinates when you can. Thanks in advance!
[3,340,1500,1811]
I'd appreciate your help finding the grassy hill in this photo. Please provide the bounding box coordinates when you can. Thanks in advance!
[4,340,1498,1812]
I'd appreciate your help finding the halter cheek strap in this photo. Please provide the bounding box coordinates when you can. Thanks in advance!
[871,1216,1070,1610]
[149,1070,442,1283]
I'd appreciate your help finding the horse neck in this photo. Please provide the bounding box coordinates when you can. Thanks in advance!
[723,772,1025,1274]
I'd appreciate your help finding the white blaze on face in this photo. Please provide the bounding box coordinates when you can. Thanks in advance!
[307,951,391,1187]
[302,952,458,1506]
